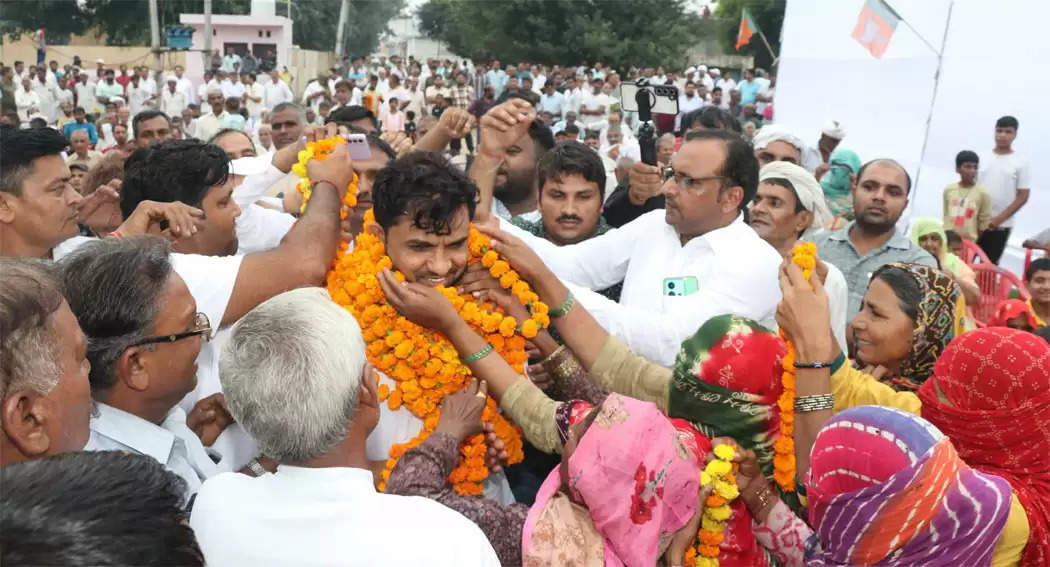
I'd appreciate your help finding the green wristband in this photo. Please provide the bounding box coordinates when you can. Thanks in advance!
[460,343,494,364]
[549,292,576,318]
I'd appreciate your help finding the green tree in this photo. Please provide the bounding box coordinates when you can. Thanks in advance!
[713,0,785,70]
[2,0,403,53]
[416,0,702,70]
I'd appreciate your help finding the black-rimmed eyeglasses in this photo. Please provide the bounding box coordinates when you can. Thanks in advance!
[661,165,728,192]
[126,312,212,349]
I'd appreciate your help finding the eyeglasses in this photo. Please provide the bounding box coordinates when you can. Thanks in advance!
[126,312,212,349]
[661,165,728,192]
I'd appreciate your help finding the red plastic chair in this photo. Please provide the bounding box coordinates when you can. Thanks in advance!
[961,239,992,266]
[971,264,1031,326]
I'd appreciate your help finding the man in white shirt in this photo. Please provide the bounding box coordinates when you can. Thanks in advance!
[714,69,736,97]
[576,77,607,128]
[240,72,265,119]
[190,288,500,566]
[126,74,154,118]
[161,74,188,118]
[479,108,782,366]
[173,64,195,105]
[196,71,218,104]
[537,82,566,120]
[801,120,846,174]
[59,238,220,496]
[675,80,705,132]
[31,67,58,123]
[138,66,158,96]
[749,161,848,350]
[196,87,228,143]
[301,72,328,112]
[15,78,40,124]
[264,69,293,108]
[978,115,1031,264]
[220,71,244,100]
[385,74,410,111]
[74,71,101,115]
[601,125,640,163]
[562,75,583,116]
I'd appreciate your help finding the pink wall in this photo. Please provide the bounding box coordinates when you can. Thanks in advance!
[179,14,293,83]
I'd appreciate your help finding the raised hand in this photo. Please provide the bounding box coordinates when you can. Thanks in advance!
[478,99,536,156]
[776,260,834,363]
[376,268,460,333]
[305,140,355,200]
[438,107,476,140]
[116,200,205,239]
[627,160,664,206]
[474,224,549,284]
[187,393,234,447]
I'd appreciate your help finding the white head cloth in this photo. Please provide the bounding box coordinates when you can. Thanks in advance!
[752,123,806,154]
[821,120,846,140]
[759,161,834,230]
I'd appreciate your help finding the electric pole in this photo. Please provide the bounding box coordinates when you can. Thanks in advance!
[334,0,350,57]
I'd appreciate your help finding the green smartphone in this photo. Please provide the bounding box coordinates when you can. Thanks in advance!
[663,276,699,297]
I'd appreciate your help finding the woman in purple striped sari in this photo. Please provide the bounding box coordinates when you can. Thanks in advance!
[735,405,1014,566]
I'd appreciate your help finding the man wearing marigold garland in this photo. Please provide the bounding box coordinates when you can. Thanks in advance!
[359,150,519,503]
[473,99,783,367]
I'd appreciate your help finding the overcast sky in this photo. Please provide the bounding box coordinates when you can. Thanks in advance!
[400,0,717,17]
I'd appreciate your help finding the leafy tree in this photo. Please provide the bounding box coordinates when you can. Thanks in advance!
[416,0,702,70]
[1,0,403,54]
[712,0,785,70]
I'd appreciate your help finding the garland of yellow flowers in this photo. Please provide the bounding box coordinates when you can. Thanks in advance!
[295,138,551,495]
[772,242,817,493]
[685,444,740,567]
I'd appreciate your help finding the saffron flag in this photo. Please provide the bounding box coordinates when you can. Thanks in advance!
[736,8,760,51]
[852,0,902,58]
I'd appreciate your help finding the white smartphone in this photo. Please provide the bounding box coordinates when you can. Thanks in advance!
[620,82,679,116]
[346,133,372,160]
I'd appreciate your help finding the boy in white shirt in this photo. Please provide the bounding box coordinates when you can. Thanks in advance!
[977,115,1031,264]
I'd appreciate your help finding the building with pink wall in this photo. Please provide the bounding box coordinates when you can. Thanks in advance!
[178,13,293,81]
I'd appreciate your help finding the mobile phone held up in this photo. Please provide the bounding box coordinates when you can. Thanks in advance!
[619,82,679,116]
[345,133,372,160]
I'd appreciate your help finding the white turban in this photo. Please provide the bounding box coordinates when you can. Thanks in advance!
[821,120,846,140]
[759,161,834,231]
[752,124,806,156]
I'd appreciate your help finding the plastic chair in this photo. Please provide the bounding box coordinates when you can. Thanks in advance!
[960,239,992,266]
[971,264,1031,326]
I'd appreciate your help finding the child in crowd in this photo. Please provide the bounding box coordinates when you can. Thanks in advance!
[380,97,405,133]
[943,150,991,242]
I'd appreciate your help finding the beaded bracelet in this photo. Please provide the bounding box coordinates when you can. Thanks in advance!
[794,393,835,413]
[460,343,494,364]
[549,292,576,318]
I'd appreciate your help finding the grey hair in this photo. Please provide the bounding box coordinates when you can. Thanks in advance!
[271,102,306,124]
[56,237,172,393]
[220,287,366,462]
[0,258,66,400]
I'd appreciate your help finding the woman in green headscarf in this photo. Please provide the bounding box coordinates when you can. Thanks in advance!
[819,148,860,228]
[911,216,981,308]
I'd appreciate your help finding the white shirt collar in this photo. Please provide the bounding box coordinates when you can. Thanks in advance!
[90,402,176,463]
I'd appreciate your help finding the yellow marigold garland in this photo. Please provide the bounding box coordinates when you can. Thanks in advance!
[685,444,740,567]
[292,138,358,214]
[295,142,551,495]
[773,242,817,493]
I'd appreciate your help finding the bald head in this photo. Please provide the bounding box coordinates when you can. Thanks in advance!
[858,159,911,194]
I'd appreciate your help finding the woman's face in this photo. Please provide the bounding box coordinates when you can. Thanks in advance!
[918,233,944,258]
[1006,315,1034,332]
[559,403,601,504]
[851,278,915,372]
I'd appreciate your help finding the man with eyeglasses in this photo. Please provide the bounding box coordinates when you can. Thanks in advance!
[476,121,783,366]
[58,236,221,496]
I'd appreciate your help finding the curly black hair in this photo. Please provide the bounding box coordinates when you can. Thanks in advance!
[372,151,477,234]
[121,139,230,218]
[537,141,607,200]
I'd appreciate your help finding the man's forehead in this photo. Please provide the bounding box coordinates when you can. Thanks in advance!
[674,139,725,176]
[25,155,72,189]
[544,173,598,193]
[861,162,907,187]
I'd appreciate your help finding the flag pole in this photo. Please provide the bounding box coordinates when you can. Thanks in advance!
[913,0,954,193]
[757,30,779,65]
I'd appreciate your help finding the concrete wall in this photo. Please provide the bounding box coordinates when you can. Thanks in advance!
[1,35,187,72]
[288,47,336,97]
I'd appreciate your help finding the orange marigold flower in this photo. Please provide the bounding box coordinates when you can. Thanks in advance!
[394,341,414,359]
[481,250,499,268]
[520,319,539,338]
[377,383,390,401]
[499,316,518,338]
[490,261,510,278]
[699,531,724,546]
[387,390,403,410]
[499,270,519,288]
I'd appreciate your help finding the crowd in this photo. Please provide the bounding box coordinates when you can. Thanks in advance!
[1,49,1049,567]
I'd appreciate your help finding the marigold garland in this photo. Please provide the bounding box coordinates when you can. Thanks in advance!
[685,444,740,567]
[292,137,358,215]
[296,150,551,495]
[773,242,817,493]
